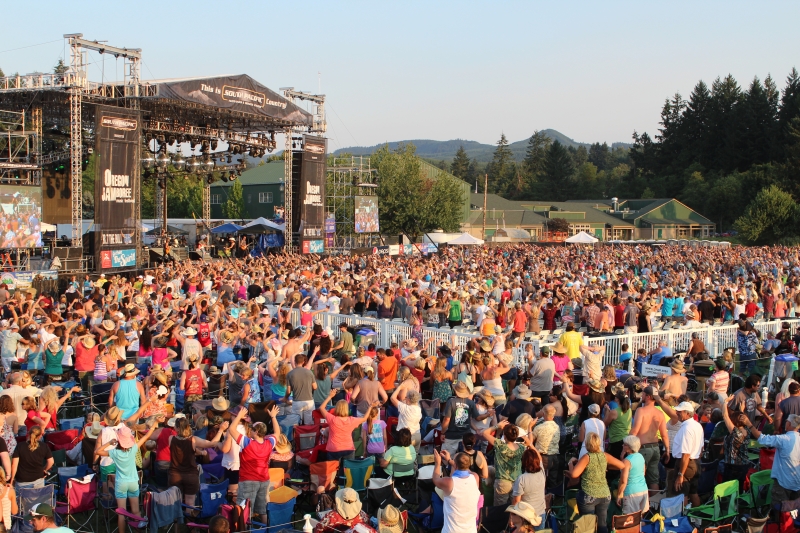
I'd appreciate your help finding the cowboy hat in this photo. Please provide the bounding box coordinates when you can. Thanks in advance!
[116,425,136,449]
[587,378,605,393]
[183,327,197,337]
[552,342,568,355]
[211,397,229,411]
[453,380,471,399]
[274,434,292,454]
[187,352,199,363]
[670,360,686,373]
[122,363,139,376]
[220,330,235,344]
[301,304,312,312]
[152,372,168,387]
[105,406,122,425]
[514,384,533,399]
[479,340,492,352]
[208,366,222,375]
[153,336,168,348]
[378,505,403,533]
[46,339,61,352]
[571,357,583,369]
[476,388,495,407]
[506,501,542,527]
[81,336,96,349]
[84,420,102,439]
[335,488,362,520]
[611,382,627,396]
[101,320,116,331]
[254,296,266,304]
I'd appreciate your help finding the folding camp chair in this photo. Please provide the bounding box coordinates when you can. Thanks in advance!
[390,462,416,494]
[54,475,98,533]
[342,456,374,492]
[309,461,339,493]
[738,469,773,518]
[570,514,598,533]
[44,429,81,452]
[612,512,642,533]
[293,424,321,453]
[57,464,89,496]
[183,479,230,521]
[366,477,404,515]
[408,491,444,533]
[90,382,114,413]
[478,504,510,533]
[685,480,740,525]
[201,462,225,484]
[14,485,56,533]
[419,399,440,420]
[269,468,285,490]
[416,465,435,512]
[703,525,732,533]
[259,493,297,533]
[60,417,85,431]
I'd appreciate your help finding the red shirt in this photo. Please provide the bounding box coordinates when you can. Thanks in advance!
[512,310,527,333]
[183,368,204,396]
[74,342,99,372]
[614,305,626,328]
[155,427,175,462]
[198,323,212,348]
[745,302,759,318]
[236,434,275,482]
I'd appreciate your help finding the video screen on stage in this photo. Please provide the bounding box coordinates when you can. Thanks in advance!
[355,195,380,233]
[0,185,43,248]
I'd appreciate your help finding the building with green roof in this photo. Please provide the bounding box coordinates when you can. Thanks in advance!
[209,161,285,220]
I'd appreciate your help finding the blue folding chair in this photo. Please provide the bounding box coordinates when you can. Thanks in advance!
[183,479,229,520]
[266,497,296,533]
[60,417,85,431]
[58,464,89,495]
[14,485,55,533]
[409,491,444,533]
[202,463,225,483]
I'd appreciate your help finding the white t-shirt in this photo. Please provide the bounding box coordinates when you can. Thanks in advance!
[672,418,704,460]
[99,424,122,467]
[578,418,606,458]
[181,338,203,370]
[327,296,341,314]
[397,402,422,434]
[221,424,244,470]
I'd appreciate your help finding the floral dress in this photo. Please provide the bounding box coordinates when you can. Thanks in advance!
[432,376,452,404]
[1,422,15,455]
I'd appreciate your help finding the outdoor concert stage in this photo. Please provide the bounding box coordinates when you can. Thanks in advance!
[0,33,327,277]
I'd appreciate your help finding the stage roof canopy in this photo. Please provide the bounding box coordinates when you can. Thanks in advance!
[142,74,312,126]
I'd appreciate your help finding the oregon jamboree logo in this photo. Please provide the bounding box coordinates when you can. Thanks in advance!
[101,116,138,131]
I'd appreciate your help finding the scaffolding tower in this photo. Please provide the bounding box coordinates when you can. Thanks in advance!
[0,110,41,184]
[326,155,379,252]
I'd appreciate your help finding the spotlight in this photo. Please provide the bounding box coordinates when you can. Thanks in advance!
[188,157,201,174]
[172,153,186,171]
[202,155,214,172]
[207,175,215,185]
[210,140,218,151]
[226,154,233,164]
[141,153,155,169]
[228,171,237,181]
[155,150,171,170]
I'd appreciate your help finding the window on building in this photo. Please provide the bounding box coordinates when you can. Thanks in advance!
[678,228,688,237]
[210,194,221,205]
[568,224,591,236]
[259,192,273,203]
[247,194,252,204]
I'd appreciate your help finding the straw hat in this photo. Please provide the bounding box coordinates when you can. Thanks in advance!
[105,406,122,426]
[208,366,221,375]
[211,397,229,411]
[81,336,96,349]
[102,320,116,331]
[670,359,686,373]
[587,378,605,393]
[220,330,235,344]
[378,505,403,533]
[122,363,139,376]
[476,388,495,407]
[84,420,102,439]
[514,384,533,400]
[335,488,362,520]
[506,501,542,527]
[152,372,168,387]
[479,340,492,352]
[611,382,627,396]
[453,380,471,399]
[153,336,168,348]
[552,342,568,355]
[274,434,292,454]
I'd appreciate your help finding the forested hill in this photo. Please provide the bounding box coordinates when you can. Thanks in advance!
[335,130,631,162]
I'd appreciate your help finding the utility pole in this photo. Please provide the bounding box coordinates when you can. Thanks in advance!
[482,173,488,239]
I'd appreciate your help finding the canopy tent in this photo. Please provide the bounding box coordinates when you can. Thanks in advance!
[447,232,484,245]
[142,74,312,126]
[238,217,285,234]
[565,231,599,244]
[145,225,188,236]
[210,222,244,234]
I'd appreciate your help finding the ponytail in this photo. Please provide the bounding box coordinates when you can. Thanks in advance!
[28,426,42,452]
[366,406,379,436]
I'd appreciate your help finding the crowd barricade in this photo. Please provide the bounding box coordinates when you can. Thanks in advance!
[265,304,800,372]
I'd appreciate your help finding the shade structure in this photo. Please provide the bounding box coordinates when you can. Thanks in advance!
[238,217,285,234]
[210,222,244,234]
[40,222,57,232]
[447,232,485,245]
[145,224,188,235]
[565,231,599,244]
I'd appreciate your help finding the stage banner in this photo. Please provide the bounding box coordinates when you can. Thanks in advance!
[299,136,327,251]
[0,270,58,290]
[94,105,140,272]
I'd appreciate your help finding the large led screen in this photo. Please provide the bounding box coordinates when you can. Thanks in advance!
[354,195,380,234]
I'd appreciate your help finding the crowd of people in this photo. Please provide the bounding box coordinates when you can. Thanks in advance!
[0,243,794,533]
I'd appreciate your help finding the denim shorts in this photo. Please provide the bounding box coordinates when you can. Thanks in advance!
[238,480,270,515]
[115,480,140,499]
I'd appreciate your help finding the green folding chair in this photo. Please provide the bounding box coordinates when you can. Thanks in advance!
[343,456,375,493]
[685,479,739,525]
[738,470,773,518]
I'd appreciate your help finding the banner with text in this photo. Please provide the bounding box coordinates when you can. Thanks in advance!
[299,136,327,252]
[94,105,140,272]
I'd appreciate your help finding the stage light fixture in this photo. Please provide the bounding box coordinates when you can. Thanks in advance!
[229,170,237,181]
[156,150,171,170]
[210,140,218,151]
[202,155,214,172]
[141,153,155,169]
[226,154,233,164]
[189,157,201,174]
[172,153,186,171]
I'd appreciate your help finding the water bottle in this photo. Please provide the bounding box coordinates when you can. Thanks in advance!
[761,387,768,409]
[169,385,176,405]
[303,514,312,533]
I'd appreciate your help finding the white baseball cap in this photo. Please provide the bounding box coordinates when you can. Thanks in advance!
[674,401,695,414]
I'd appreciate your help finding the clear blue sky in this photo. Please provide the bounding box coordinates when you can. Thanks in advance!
[2,1,798,152]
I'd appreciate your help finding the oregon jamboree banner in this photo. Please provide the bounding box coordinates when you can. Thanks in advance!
[299,136,327,252]
[94,105,140,272]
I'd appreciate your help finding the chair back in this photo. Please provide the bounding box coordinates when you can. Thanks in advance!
[420,399,440,419]
[266,497,296,533]
[748,469,773,510]
[44,429,80,451]
[14,485,54,533]
[659,494,684,519]
[269,468,285,489]
[612,512,642,533]
[704,524,732,533]
[197,479,230,519]
[698,459,719,495]
[202,462,225,483]
[64,476,97,513]
[479,504,510,533]
[571,514,598,533]
[58,464,89,495]
[293,424,320,452]
[309,461,339,492]
[366,477,403,514]
[712,480,739,520]
[391,461,415,478]
[60,417,85,431]
[343,456,375,492]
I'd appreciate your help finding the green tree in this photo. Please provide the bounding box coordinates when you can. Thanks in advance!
[487,133,514,195]
[641,187,655,199]
[223,179,246,219]
[522,131,551,198]
[373,144,464,239]
[588,142,612,171]
[574,162,600,198]
[540,141,575,201]
[53,59,68,74]
[548,217,569,233]
[0,67,4,78]
[734,185,799,244]
[450,145,470,181]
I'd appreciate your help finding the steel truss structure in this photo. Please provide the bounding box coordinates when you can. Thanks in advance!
[0,109,40,183]
[326,155,380,252]
[0,33,314,268]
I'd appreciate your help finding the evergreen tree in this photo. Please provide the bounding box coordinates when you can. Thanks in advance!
[488,133,514,195]
[450,145,470,180]
[735,185,799,244]
[541,141,575,201]
[466,158,480,190]
[0,67,4,78]
[223,180,246,219]
[522,131,551,198]
[779,68,800,158]
[53,59,68,74]
[588,142,611,172]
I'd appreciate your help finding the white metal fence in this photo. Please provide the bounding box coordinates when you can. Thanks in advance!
[268,305,800,371]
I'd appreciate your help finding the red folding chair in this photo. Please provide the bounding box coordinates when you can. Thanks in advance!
[45,429,81,452]
[55,476,97,533]
[386,416,399,447]
[294,424,322,453]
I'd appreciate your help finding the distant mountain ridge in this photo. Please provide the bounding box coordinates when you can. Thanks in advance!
[334,129,632,162]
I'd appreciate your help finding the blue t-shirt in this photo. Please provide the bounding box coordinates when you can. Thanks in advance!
[109,448,139,483]
[619,351,632,363]
[661,298,675,317]
[624,452,648,495]
[650,347,672,366]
